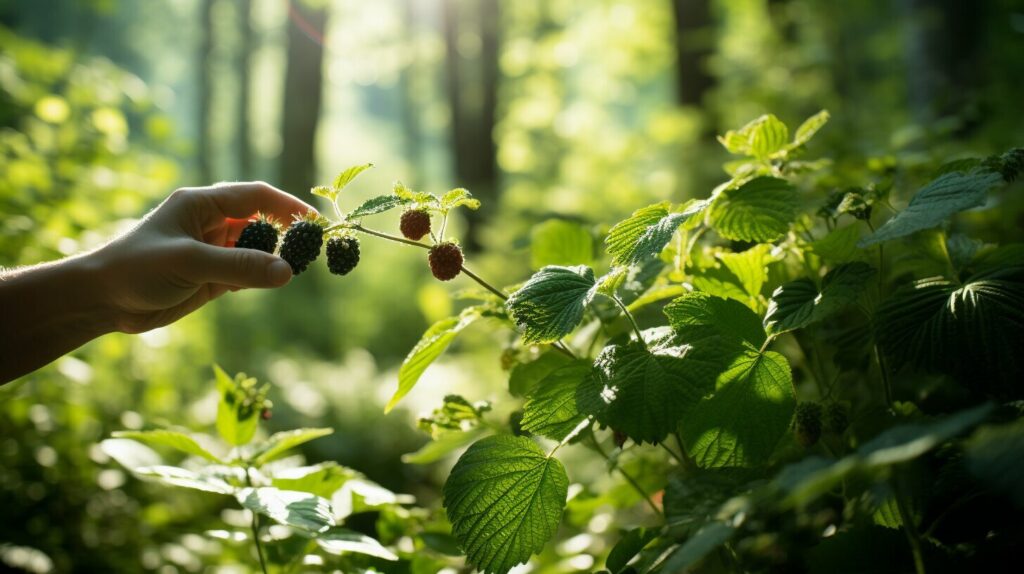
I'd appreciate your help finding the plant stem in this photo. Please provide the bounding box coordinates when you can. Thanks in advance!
[591,437,662,516]
[893,472,926,574]
[245,468,269,574]
[459,264,507,300]
[873,344,894,408]
[608,294,645,346]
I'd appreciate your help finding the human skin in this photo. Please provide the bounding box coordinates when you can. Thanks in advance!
[0,182,316,384]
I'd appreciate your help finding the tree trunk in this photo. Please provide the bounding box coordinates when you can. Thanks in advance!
[236,0,254,180]
[279,2,327,196]
[670,0,714,108]
[399,0,422,174]
[198,0,215,184]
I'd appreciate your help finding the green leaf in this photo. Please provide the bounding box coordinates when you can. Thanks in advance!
[717,244,776,298]
[214,365,260,447]
[606,527,659,573]
[332,163,373,191]
[965,420,1024,507]
[874,266,1024,394]
[664,292,766,349]
[237,487,335,532]
[402,427,490,465]
[133,465,235,495]
[655,522,735,572]
[441,187,481,210]
[763,262,875,335]
[859,169,1005,247]
[316,528,399,561]
[393,180,439,205]
[111,430,221,463]
[810,223,866,265]
[708,177,798,243]
[521,360,593,441]
[271,462,355,499]
[387,307,483,413]
[749,114,789,160]
[790,109,830,149]
[664,470,753,532]
[311,185,336,201]
[531,219,594,269]
[347,194,410,219]
[443,435,569,574]
[506,265,597,344]
[100,438,162,470]
[680,350,795,468]
[605,202,706,266]
[509,350,573,397]
[690,265,753,308]
[252,428,334,466]
[578,329,722,444]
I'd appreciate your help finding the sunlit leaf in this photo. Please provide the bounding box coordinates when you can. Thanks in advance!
[531,219,593,269]
[332,163,373,191]
[506,265,597,344]
[789,110,830,149]
[708,177,798,243]
[441,187,481,210]
[316,528,398,560]
[236,487,334,532]
[347,194,410,219]
[133,465,235,495]
[270,462,355,499]
[402,427,490,465]
[99,438,162,471]
[521,360,593,441]
[111,430,221,463]
[749,114,789,160]
[605,201,707,266]
[252,428,333,466]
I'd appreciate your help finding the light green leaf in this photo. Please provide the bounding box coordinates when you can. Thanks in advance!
[270,462,355,499]
[347,194,410,219]
[111,430,221,463]
[790,109,830,149]
[506,265,597,344]
[393,180,438,205]
[681,350,795,468]
[237,487,335,532]
[531,219,594,269]
[100,438,162,470]
[402,427,490,465]
[332,163,373,191]
[443,435,569,574]
[214,365,260,447]
[749,114,789,160]
[664,292,766,349]
[387,307,483,413]
[316,528,399,561]
[578,329,723,444]
[605,202,706,266]
[708,177,798,243]
[718,244,776,298]
[691,265,752,308]
[763,262,875,335]
[441,187,481,210]
[521,360,593,441]
[311,185,336,201]
[252,428,334,466]
[859,169,1005,247]
[134,465,235,495]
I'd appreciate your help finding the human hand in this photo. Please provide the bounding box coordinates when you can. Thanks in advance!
[90,181,316,333]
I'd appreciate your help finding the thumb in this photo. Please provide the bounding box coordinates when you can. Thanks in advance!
[189,243,293,288]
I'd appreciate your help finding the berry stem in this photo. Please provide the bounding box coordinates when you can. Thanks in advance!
[244,467,270,574]
[607,293,645,347]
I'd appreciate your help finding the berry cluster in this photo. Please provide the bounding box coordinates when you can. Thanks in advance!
[793,400,851,448]
[235,213,362,277]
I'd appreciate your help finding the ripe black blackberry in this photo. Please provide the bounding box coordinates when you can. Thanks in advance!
[400,209,431,241]
[793,401,823,447]
[235,216,279,254]
[428,242,463,281]
[326,236,360,276]
[280,218,324,275]
[824,402,850,435]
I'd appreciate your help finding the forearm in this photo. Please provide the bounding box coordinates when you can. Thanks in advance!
[0,255,115,384]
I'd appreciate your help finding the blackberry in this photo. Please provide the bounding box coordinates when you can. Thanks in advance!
[793,401,823,447]
[235,216,279,254]
[280,218,324,275]
[326,236,360,276]
[428,242,463,281]
[400,209,432,241]
[824,402,850,435]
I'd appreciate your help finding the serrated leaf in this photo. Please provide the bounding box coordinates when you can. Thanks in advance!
[810,223,866,264]
[664,292,766,348]
[111,430,221,463]
[252,428,334,466]
[577,329,723,444]
[531,219,594,269]
[441,187,481,210]
[237,487,334,532]
[708,177,798,243]
[270,462,355,499]
[509,350,573,397]
[681,350,795,468]
[790,109,830,149]
[311,185,336,201]
[718,244,776,298]
[859,169,1005,247]
[506,265,597,344]
[214,365,260,447]
[690,265,752,308]
[333,163,373,191]
[316,528,399,560]
[402,427,490,465]
[875,267,1024,395]
[763,262,875,335]
[605,202,706,266]
[387,307,483,413]
[749,114,789,160]
[521,360,593,441]
[134,465,235,495]
[347,194,410,219]
[393,180,438,205]
[443,435,569,574]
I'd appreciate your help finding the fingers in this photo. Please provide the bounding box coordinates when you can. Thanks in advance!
[185,243,293,289]
[191,181,318,227]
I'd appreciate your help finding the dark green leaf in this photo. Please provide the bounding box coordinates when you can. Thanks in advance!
[509,350,573,398]
[708,177,798,243]
[965,420,1024,507]
[506,265,597,344]
[763,262,875,335]
[664,292,767,348]
[443,435,569,574]
[521,360,593,441]
[347,194,410,219]
[655,522,735,572]
[606,527,659,573]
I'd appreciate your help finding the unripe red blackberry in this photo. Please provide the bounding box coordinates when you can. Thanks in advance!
[793,401,823,447]
[326,236,360,276]
[260,408,272,420]
[280,218,324,275]
[235,216,279,254]
[428,242,463,281]
[399,209,431,241]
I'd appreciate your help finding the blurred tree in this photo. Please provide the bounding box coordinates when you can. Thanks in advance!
[198,0,215,183]
[237,0,254,179]
[279,0,326,195]
[670,0,714,111]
